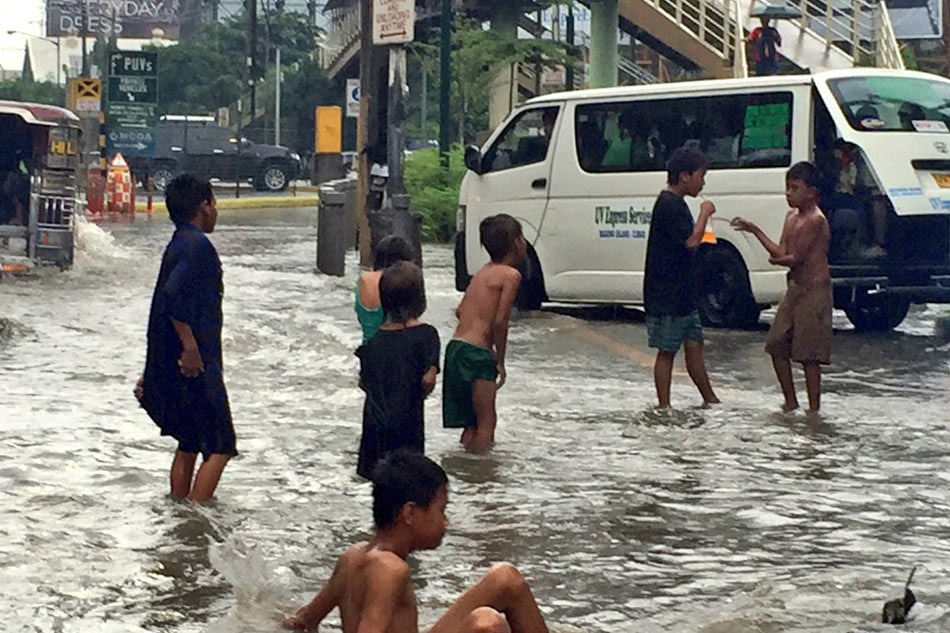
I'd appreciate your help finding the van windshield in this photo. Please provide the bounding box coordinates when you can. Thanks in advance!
[828,76,950,133]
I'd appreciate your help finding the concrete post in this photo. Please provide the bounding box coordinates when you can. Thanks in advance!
[589,0,619,88]
[488,3,521,130]
[317,188,347,276]
[368,195,423,267]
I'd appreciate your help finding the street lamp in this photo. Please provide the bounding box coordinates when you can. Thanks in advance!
[7,30,61,85]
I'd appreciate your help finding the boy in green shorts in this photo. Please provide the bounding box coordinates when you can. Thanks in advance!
[443,214,526,452]
[643,147,720,408]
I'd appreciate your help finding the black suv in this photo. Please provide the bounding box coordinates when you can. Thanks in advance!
[129,119,301,192]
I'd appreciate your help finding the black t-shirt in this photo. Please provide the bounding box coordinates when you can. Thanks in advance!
[643,190,697,316]
[355,324,440,478]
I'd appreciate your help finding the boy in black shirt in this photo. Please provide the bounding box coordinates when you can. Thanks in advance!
[643,148,720,407]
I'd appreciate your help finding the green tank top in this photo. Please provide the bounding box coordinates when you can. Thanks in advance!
[355,277,385,344]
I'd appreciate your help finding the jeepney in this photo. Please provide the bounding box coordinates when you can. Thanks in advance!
[0,100,82,273]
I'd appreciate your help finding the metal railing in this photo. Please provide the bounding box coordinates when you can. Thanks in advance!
[618,57,660,84]
[780,0,904,68]
[650,0,737,63]
[730,0,749,77]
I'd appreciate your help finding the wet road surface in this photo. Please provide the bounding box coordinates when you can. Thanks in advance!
[2,208,950,633]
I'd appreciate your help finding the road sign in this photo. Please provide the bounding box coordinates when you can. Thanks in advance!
[69,77,101,114]
[346,79,360,118]
[107,51,157,158]
[108,76,158,103]
[109,51,158,77]
[373,0,415,45]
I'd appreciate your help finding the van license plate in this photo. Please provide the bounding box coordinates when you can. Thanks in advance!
[934,173,950,188]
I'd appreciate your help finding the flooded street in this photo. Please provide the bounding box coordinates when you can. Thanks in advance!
[3,207,950,633]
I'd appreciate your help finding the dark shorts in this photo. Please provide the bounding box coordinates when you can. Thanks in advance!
[646,310,704,353]
[442,339,498,429]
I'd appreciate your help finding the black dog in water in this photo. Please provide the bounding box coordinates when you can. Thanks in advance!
[882,567,917,624]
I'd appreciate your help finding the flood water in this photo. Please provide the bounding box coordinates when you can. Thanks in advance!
[2,208,950,633]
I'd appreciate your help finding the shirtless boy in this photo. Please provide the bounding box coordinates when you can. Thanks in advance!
[284,450,549,633]
[731,161,832,412]
[443,214,526,452]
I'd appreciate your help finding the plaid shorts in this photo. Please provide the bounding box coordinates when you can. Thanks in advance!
[646,310,704,353]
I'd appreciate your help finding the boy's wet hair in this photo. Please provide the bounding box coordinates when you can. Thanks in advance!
[371,449,448,529]
[380,261,426,323]
[666,147,708,185]
[374,235,415,271]
[786,161,820,189]
[479,214,523,263]
[165,174,213,225]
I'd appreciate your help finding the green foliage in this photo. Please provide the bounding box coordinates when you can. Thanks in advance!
[404,147,467,242]
[0,80,65,106]
[409,17,575,144]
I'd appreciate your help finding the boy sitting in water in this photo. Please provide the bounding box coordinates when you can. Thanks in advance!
[443,214,526,452]
[284,450,550,633]
[731,161,832,412]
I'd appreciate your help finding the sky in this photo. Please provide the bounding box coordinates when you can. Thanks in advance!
[0,0,47,73]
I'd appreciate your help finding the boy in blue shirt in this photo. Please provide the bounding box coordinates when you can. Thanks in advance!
[135,174,235,503]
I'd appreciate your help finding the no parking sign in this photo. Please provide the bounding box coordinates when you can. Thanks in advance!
[346,79,360,118]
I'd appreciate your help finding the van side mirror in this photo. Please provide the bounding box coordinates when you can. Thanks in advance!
[464,145,484,175]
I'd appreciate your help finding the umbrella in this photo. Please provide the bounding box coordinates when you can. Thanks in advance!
[750,2,803,19]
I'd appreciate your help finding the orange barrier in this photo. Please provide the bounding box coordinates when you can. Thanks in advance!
[86,168,106,220]
[106,153,135,221]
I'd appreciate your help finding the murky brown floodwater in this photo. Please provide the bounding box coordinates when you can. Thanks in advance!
[2,208,950,633]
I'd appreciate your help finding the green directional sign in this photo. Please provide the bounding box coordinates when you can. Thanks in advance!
[107,51,158,158]
[108,76,158,103]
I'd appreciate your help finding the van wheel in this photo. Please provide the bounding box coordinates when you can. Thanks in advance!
[516,250,545,311]
[152,165,176,192]
[845,293,909,331]
[697,245,760,329]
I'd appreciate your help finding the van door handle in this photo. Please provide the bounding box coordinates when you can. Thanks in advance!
[531,178,547,189]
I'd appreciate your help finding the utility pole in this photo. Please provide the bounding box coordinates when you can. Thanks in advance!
[81,0,89,76]
[566,5,575,90]
[420,65,427,145]
[249,0,258,119]
[387,46,407,196]
[439,0,452,169]
[275,46,281,146]
[356,0,376,267]
[307,0,317,26]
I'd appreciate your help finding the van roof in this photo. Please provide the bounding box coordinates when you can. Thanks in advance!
[525,69,950,105]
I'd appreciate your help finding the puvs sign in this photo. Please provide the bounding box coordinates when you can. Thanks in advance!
[46,0,183,39]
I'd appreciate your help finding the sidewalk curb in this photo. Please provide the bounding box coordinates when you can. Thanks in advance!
[135,194,320,213]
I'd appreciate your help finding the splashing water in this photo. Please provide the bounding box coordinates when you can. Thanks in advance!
[73,215,130,262]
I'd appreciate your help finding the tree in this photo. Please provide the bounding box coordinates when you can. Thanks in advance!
[0,80,65,106]
[410,17,574,144]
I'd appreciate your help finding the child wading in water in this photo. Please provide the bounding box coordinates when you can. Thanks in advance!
[443,214,526,452]
[732,161,832,412]
[356,261,440,478]
[356,235,416,344]
[643,148,720,408]
[284,450,550,633]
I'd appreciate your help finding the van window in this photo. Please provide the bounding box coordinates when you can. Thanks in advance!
[575,92,793,172]
[827,76,950,132]
[483,106,560,173]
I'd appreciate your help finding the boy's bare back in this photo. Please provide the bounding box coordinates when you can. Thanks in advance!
[454,263,522,351]
[290,542,418,633]
[781,207,830,287]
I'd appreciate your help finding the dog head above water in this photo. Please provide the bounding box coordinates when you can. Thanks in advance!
[882,567,917,625]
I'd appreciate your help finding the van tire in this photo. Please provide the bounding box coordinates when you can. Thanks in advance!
[516,249,545,311]
[152,163,177,192]
[697,245,760,329]
[845,294,909,331]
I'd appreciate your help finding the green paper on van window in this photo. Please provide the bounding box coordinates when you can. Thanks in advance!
[743,102,790,150]
[867,77,936,105]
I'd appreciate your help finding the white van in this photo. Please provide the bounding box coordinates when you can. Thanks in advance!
[455,69,950,330]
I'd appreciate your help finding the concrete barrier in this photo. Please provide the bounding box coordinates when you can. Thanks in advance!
[317,189,347,276]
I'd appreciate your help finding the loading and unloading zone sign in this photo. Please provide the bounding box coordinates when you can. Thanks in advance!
[372,0,415,44]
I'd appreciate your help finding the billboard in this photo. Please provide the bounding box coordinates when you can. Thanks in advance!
[46,0,184,39]
[888,0,943,40]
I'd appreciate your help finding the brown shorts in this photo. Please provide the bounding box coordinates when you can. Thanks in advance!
[766,279,833,365]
